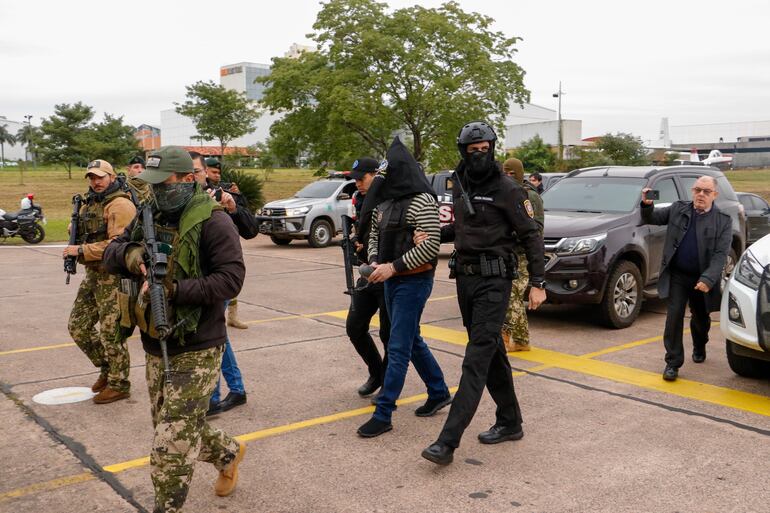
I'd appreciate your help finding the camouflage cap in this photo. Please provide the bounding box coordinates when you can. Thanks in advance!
[85,159,115,178]
[503,158,524,182]
[136,146,194,184]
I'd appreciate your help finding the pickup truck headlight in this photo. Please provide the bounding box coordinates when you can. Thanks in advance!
[556,233,607,256]
[288,206,311,216]
[735,250,764,290]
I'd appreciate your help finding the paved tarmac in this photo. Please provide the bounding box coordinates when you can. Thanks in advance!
[1,237,770,513]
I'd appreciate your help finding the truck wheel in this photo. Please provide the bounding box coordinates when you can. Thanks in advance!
[725,340,770,378]
[21,224,45,244]
[308,219,332,248]
[598,260,643,329]
[270,235,292,246]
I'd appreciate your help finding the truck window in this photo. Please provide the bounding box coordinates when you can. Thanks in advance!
[653,177,678,204]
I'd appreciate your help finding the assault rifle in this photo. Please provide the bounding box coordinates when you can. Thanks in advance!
[141,204,183,384]
[340,214,357,311]
[451,171,476,217]
[64,194,83,284]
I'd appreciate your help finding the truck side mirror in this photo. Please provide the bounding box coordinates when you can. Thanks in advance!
[337,193,351,201]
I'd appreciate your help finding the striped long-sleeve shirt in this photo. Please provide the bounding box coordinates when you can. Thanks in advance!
[367,192,441,273]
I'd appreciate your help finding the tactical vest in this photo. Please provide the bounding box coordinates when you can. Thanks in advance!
[377,197,415,264]
[77,189,131,244]
[130,188,221,344]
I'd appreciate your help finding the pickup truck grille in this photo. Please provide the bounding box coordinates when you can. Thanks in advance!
[264,208,287,216]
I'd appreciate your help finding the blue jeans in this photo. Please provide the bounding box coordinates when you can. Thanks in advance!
[211,300,245,403]
[373,274,449,423]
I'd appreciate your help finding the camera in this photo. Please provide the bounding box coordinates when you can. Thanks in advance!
[646,190,660,201]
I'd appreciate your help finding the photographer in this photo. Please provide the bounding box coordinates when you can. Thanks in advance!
[190,153,255,415]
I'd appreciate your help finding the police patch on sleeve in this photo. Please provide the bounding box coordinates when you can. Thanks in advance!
[523,199,535,218]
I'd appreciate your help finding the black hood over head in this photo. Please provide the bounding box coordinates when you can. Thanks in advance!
[358,137,435,241]
[378,136,434,200]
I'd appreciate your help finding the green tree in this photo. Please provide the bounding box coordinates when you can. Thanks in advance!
[595,132,649,165]
[259,0,529,170]
[566,146,613,170]
[37,102,94,178]
[175,81,261,159]
[80,114,141,167]
[511,135,556,173]
[0,124,16,168]
[15,123,40,164]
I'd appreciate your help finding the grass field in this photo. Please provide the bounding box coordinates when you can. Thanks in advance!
[0,166,319,243]
[1,165,768,243]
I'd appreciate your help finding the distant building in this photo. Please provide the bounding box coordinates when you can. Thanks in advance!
[285,43,314,59]
[671,120,770,144]
[160,61,278,149]
[0,116,28,161]
[502,103,584,156]
[134,124,161,152]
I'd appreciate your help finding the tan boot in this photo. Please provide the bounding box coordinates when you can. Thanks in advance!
[512,341,531,352]
[91,374,108,393]
[93,388,130,404]
[501,331,516,353]
[227,302,249,330]
[215,441,246,497]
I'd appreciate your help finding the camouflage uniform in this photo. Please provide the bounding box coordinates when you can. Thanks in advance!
[103,146,247,512]
[68,268,129,391]
[501,179,544,351]
[146,346,239,513]
[68,179,136,392]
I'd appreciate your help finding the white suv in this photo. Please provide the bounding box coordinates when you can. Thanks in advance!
[256,175,356,248]
[720,233,770,377]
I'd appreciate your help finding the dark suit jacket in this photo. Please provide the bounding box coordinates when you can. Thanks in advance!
[641,200,732,312]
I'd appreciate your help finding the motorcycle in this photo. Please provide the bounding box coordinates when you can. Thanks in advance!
[0,197,46,244]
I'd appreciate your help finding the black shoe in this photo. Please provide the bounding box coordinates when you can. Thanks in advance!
[357,417,393,438]
[357,376,382,397]
[663,365,678,381]
[421,442,454,465]
[692,347,706,363]
[414,394,452,417]
[219,392,247,412]
[206,398,223,417]
[477,425,524,445]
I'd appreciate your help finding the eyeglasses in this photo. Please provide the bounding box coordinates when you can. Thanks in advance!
[691,187,714,195]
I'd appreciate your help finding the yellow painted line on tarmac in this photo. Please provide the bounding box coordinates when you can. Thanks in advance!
[0,343,76,356]
[0,472,95,502]
[0,296,457,358]
[413,323,770,418]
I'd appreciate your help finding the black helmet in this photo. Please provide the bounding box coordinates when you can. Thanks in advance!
[457,121,497,145]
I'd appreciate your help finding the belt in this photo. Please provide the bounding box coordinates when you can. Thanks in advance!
[396,263,434,276]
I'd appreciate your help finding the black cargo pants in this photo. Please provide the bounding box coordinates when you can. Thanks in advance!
[346,277,390,381]
[438,274,522,448]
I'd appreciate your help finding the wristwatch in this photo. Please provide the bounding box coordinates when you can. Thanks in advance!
[77,246,84,256]
[530,280,546,289]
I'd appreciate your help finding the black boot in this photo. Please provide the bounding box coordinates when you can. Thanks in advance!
[206,398,222,417]
[219,392,247,412]
[357,375,382,397]
[421,442,454,465]
[357,417,392,438]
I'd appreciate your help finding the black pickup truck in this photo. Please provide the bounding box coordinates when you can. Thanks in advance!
[427,171,454,225]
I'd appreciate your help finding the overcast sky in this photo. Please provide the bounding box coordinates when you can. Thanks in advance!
[2,0,768,143]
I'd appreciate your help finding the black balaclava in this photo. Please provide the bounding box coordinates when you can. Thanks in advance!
[461,139,497,186]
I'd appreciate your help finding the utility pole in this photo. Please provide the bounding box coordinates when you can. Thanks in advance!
[552,82,565,169]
